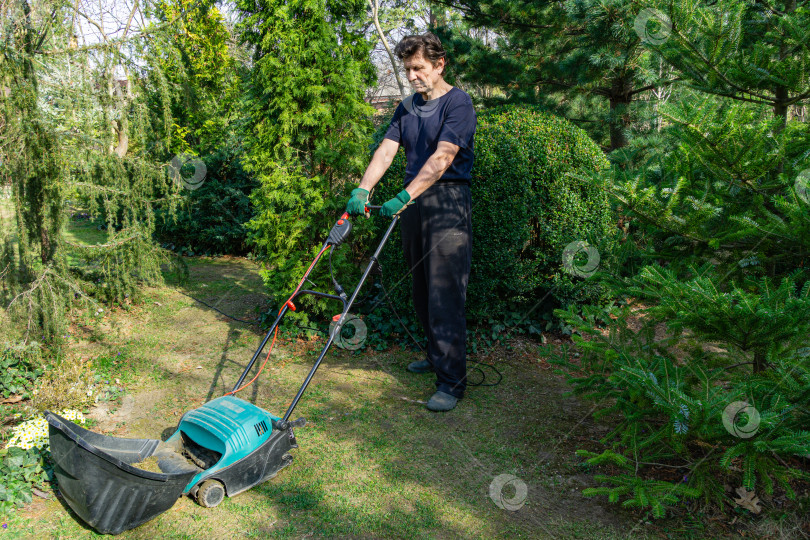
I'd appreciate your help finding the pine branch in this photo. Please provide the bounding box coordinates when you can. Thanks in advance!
[628,79,682,98]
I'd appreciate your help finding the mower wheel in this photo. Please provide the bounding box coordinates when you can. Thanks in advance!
[197,479,226,508]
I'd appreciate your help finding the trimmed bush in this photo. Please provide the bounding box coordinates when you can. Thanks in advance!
[470,105,614,315]
[374,104,616,323]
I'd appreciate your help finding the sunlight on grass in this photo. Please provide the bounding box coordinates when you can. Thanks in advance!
[62,219,108,246]
[61,217,109,267]
[0,192,18,267]
[3,257,640,539]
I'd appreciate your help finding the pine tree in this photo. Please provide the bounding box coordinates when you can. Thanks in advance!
[552,0,810,516]
[437,0,677,150]
[651,0,810,131]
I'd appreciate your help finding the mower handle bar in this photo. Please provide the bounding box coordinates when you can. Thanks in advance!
[278,214,400,424]
[232,214,400,426]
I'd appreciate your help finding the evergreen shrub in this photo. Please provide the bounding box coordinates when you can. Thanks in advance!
[155,146,258,256]
[246,162,381,328]
[240,0,377,328]
[553,272,810,517]
[372,104,617,325]
[551,96,810,516]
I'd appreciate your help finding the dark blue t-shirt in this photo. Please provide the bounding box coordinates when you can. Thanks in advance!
[383,87,476,186]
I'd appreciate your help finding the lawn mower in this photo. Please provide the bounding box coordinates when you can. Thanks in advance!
[46,208,397,535]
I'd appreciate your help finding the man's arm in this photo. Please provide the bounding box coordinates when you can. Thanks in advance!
[358,138,400,192]
[404,141,460,200]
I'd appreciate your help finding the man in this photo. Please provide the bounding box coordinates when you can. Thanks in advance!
[345,33,476,412]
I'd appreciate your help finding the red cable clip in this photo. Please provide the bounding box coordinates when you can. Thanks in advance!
[286,300,297,311]
[331,314,341,322]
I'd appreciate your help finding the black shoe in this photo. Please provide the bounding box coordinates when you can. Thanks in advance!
[406,359,433,373]
[426,391,458,412]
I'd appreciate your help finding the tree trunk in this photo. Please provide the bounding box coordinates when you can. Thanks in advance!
[113,117,129,157]
[368,0,408,101]
[773,0,795,133]
[429,2,445,29]
[609,78,632,151]
[40,229,51,265]
[774,82,789,132]
[753,350,766,374]
[109,79,132,157]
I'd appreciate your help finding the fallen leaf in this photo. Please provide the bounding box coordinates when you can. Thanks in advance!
[32,488,51,500]
[398,396,426,405]
[734,487,762,514]
[1,395,23,404]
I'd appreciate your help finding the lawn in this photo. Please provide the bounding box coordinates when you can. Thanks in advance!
[2,255,652,539]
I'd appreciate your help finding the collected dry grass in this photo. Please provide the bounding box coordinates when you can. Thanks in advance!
[132,455,162,473]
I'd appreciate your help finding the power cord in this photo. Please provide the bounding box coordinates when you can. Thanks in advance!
[177,238,503,388]
[176,288,331,338]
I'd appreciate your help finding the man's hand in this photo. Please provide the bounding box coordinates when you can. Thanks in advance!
[380,190,411,217]
[346,188,370,216]
[350,139,400,213]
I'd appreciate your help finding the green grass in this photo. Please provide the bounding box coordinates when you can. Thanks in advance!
[3,257,646,539]
[61,217,109,268]
[62,218,108,247]
[0,198,108,271]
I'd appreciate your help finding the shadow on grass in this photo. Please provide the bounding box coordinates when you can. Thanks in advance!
[39,256,644,539]
[196,329,637,538]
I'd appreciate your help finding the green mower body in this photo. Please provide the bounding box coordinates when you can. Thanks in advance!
[168,395,302,502]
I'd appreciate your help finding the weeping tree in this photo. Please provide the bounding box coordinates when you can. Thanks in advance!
[0,0,205,343]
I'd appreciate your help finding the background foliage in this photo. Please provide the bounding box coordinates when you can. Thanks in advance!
[238,0,378,322]
[1,0,808,528]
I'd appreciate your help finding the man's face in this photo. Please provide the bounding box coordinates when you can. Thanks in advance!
[403,52,445,94]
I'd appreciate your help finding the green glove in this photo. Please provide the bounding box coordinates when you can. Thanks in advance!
[346,188,369,216]
[380,189,411,217]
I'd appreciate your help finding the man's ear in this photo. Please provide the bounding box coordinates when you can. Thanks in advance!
[435,56,446,75]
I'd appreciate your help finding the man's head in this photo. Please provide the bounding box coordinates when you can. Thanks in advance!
[394,33,447,95]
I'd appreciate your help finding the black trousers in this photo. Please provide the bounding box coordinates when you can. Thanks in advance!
[399,183,472,399]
